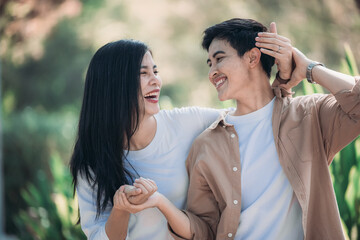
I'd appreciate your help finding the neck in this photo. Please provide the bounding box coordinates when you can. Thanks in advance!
[128,114,157,151]
[233,72,274,116]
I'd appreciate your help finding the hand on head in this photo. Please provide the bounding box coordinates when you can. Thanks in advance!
[255,22,293,87]
[278,47,312,90]
[255,22,313,91]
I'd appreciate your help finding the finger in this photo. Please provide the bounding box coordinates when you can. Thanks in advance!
[271,80,279,88]
[257,32,291,43]
[133,182,149,195]
[136,178,154,193]
[147,179,158,191]
[114,190,123,209]
[256,37,291,47]
[259,48,279,58]
[147,178,156,185]
[119,185,125,192]
[121,192,134,208]
[256,42,284,53]
[121,192,142,213]
[270,22,277,34]
[124,185,142,196]
[125,189,142,200]
[279,80,296,90]
[142,178,157,193]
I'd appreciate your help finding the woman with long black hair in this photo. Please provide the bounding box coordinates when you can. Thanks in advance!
[70,39,221,239]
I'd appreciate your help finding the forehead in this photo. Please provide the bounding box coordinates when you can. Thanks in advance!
[208,39,236,56]
[141,51,155,65]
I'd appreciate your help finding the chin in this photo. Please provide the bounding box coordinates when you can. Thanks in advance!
[217,93,229,102]
[145,107,160,116]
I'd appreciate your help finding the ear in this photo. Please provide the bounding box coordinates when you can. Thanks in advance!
[247,47,261,68]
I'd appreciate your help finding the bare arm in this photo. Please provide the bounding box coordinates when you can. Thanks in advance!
[281,47,356,94]
[307,64,355,94]
[105,185,138,240]
[105,208,130,240]
[105,179,158,239]
[256,29,356,93]
[156,194,192,239]
[278,47,359,160]
[112,184,192,239]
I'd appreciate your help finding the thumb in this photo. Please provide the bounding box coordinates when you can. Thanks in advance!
[270,22,277,34]
[119,185,125,192]
[124,185,142,195]
[279,76,295,90]
[279,74,296,90]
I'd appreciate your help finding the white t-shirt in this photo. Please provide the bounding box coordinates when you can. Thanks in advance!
[225,98,303,240]
[76,107,220,240]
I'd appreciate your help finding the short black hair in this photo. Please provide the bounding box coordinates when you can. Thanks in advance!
[202,18,275,77]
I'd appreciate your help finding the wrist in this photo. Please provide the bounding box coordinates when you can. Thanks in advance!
[276,71,290,84]
[155,192,166,210]
[306,61,325,84]
[278,71,291,81]
[112,206,130,216]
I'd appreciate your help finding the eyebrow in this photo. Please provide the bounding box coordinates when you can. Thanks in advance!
[206,51,225,64]
[141,65,157,69]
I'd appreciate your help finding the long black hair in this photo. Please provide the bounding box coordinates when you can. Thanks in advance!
[70,39,148,216]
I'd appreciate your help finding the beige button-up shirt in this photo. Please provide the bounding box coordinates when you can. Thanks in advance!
[172,78,360,240]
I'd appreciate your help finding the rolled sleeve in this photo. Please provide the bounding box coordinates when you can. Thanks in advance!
[167,210,198,240]
[334,76,360,119]
[318,76,360,161]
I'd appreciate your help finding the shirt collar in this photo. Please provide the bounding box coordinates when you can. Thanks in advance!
[208,110,233,130]
[209,86,291,130]
[273,85,294,98]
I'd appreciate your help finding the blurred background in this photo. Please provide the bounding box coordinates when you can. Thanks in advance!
[1,0,360,239]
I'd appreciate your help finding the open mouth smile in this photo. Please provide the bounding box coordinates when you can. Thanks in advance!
[144,89,160,103]
[213,76,227,89]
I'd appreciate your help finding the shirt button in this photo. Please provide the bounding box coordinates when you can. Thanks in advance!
[228,233,233,237]
[230,133,236,138]
[232,167,238,172]
[233,200,238,205]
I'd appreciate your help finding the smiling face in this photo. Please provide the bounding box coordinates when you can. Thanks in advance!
[140,51,162,117]
[207,39,251,101]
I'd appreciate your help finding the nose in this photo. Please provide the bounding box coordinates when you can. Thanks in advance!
[149,72,161,87]
[208,65,218,82]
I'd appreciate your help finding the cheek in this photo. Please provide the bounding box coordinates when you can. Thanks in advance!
[140,77,148,95]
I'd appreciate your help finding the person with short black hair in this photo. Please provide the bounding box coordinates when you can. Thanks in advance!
[130,18,360,240]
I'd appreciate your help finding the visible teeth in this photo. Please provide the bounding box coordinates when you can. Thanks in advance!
[144,92,158,98]
[215,78,226,87]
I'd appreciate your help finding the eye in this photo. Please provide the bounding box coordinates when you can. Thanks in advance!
[154,70,159,75]
[216,57,224,62]
[140,71,147,75]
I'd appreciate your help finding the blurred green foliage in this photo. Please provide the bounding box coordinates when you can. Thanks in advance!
[1,0,360,238]
[14,153,85,240]
[301,45,359,240]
